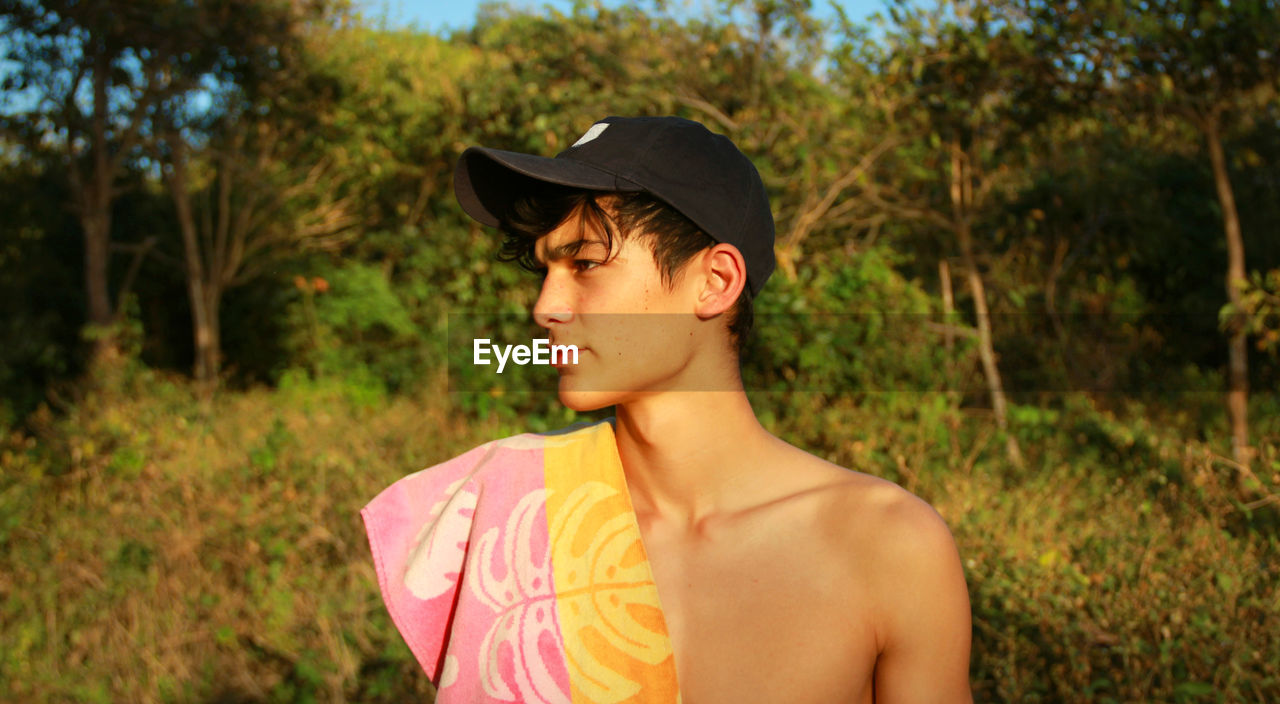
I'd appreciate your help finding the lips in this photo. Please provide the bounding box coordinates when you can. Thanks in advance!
[550,342,586,369]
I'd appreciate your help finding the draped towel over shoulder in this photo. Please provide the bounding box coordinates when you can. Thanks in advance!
[361,420,681,703]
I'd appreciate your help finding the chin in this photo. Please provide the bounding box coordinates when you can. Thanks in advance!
[556,386,619,413]
[556,370,642,411]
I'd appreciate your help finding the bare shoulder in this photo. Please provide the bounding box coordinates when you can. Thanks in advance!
[832,470,958,564]
[768,443,973,699]
[838,476,967,624]
[779,443,956,552]
[759,437,961,574]
[809,462,973,700]
[781,446,969,632]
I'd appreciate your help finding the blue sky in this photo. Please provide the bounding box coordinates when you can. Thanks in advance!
[356,0,890,35]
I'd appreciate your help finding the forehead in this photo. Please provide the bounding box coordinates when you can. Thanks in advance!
[533,202,614,263]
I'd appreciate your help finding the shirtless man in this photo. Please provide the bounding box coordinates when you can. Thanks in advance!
[453,116,972,703]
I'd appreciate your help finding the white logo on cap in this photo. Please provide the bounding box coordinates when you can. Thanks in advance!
[571,123,609,147]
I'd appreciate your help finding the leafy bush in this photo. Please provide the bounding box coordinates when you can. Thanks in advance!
[276,260,428,396]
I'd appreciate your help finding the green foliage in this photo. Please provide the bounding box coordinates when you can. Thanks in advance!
[1225,268,1280,357]
[960,399,1280,700]
[1024,0,1280,119]
[0,156,83,423]
[746,244,959,396]
[279,261,426,395]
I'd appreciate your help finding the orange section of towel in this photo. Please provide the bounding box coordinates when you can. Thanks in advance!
[544,422,680,704]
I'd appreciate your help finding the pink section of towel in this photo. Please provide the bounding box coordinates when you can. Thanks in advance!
[360,436,573,703]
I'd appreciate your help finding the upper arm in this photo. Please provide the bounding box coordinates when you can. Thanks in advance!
[869,493,972,704]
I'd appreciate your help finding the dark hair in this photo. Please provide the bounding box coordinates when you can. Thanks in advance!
[496,181,754,354]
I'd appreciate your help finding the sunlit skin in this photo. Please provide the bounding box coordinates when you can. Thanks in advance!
[531,202,973,704]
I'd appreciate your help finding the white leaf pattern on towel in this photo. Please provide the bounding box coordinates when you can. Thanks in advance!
[439,654,459,689]
[470,488,568,704]
[404,477,478,600]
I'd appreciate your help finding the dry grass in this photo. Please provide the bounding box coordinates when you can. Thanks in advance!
[2,372,1277,702]
[0,370,498,703]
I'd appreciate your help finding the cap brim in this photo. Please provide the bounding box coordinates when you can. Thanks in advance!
[454,147,643,227]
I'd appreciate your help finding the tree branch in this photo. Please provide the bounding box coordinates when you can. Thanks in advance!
[113,236,158,316]
[674,92,739,132]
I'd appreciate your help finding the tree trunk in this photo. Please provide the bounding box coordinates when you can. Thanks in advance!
[197,285,222,388]
[939,258,955,354]
[1204,113,1251,469]
[83,45,117,365]
[950,143,1023,468]
[165,141,220,392]
[82,209,113,327]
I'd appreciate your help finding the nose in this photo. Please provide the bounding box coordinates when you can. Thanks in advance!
[532,271,574,329]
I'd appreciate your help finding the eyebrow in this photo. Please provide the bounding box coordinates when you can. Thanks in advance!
[534,238,607,266]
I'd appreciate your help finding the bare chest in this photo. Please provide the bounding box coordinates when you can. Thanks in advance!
[641,526,878,704]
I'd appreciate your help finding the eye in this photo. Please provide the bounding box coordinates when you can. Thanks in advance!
[573,260,602,272]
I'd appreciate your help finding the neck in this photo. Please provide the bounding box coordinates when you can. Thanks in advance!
[612,386,776,526]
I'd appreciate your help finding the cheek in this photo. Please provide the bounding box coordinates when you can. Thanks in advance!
[593,314,684,348]
[596,316,698,374]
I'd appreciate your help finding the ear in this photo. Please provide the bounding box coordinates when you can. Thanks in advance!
[693,243,747,319]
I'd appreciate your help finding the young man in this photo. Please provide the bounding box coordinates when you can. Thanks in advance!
[363,116,971,703]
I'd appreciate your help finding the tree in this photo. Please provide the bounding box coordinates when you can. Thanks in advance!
[0,0,337,372]
[691,0,896,281]
[157,99,356,388]
[1022,0,1280,467]
[0,2,198,363]
[138,2,349,388]
[828,0,1058,466]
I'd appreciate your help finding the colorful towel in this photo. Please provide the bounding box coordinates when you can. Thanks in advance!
[361,420,680,703]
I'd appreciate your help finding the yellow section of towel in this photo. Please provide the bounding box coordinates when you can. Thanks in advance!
[543,422,681,704]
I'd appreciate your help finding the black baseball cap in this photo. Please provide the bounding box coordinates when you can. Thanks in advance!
[453,116,776,295]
